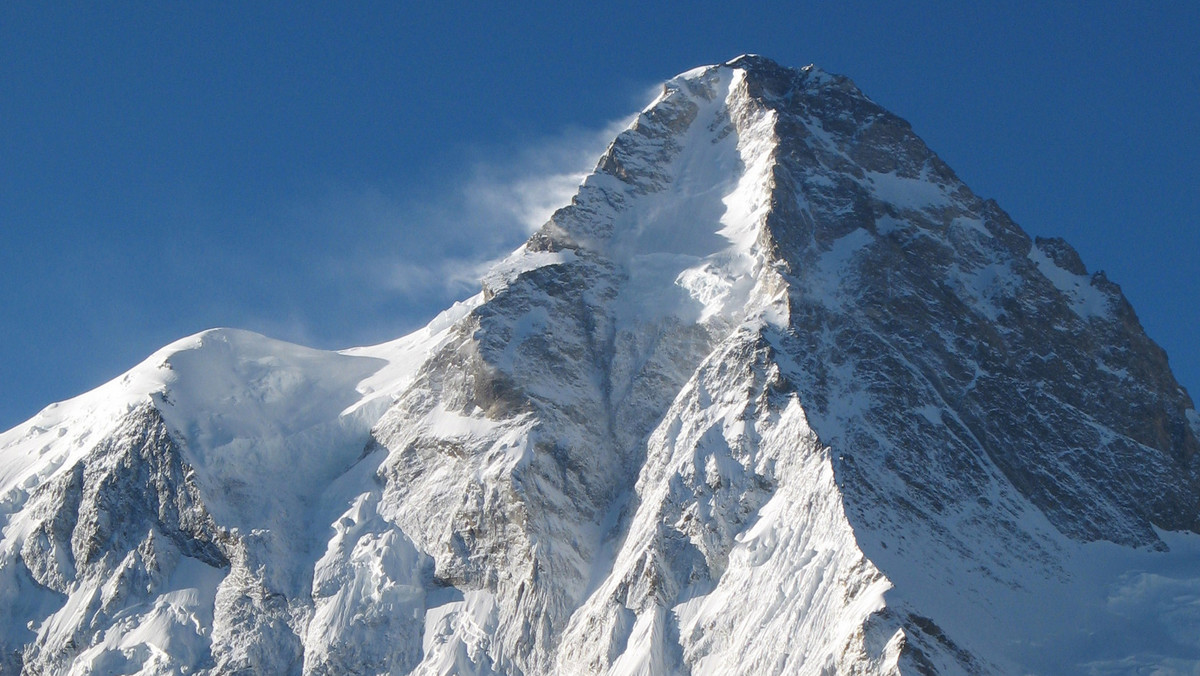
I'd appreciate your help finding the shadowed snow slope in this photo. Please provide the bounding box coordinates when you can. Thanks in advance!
[2,56,1199,675]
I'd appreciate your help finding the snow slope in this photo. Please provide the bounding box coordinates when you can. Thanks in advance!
[2,55,1199,675]
[0,306,473,673]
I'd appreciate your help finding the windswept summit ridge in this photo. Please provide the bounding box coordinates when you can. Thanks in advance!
[1,56,1198,675]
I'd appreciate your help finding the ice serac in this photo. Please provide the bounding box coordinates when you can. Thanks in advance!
[1,55,1199,674]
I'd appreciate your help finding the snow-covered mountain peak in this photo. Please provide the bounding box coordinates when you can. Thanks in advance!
[2,57,1199,675]
[516,60,785,333]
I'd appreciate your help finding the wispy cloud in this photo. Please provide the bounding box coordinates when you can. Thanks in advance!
[259,113,637,346]
[334,115,634,300]
[460,116,635,238]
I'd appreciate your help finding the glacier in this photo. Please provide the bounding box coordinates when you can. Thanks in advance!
[2,55,1199,675]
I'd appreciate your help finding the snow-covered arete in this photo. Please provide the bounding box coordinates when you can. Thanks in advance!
[2,55,1199,675]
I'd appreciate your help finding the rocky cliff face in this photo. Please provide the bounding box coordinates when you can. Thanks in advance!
[1,56,1198,675]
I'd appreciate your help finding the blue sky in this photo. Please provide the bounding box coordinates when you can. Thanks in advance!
[1,2,1197,430]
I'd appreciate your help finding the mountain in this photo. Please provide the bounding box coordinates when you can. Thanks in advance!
[2,55,1199,675]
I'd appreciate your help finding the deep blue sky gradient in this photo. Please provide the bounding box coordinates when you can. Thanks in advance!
[2,2,1197,429]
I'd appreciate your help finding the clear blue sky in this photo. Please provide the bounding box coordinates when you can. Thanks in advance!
[2,2,1197,430]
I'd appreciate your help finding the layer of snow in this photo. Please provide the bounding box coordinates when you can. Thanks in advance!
[585,65,781,329]
[1030,245,1112,318]
[863,170,953,210]
[480,249,578,299]
[66,556,225,675]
